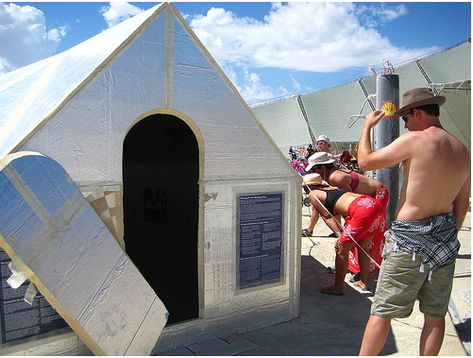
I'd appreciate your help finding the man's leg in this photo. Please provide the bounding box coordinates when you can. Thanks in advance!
[359,315,391,355]
[419,315,445,355]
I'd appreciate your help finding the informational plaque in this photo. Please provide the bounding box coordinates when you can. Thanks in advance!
[0,250,67,343]
[237,193,284,290]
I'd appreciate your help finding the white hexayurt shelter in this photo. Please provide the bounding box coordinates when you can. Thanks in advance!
[0,3,301,355]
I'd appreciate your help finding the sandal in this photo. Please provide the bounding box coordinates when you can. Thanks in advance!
[353,281,371,293]
[302,229,313,237]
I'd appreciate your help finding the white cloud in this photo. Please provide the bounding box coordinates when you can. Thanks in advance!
[239,70,277,104]
[221,64,277,104]
[0,3,67,74]
[289,74,301,92]
[100,2,143,28]
[48,26,67,42]
[187,2,438,73]
[356,4,408,25]
[0,1,441,104]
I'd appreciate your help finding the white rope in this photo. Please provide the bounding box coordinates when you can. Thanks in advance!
[302,177,381,269]
[346,94,376,129]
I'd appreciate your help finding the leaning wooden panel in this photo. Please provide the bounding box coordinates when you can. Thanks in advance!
[0,151,168,355]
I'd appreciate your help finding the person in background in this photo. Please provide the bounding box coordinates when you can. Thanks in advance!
[303,144,316,159]
[304,173,386,295]
[301,165,324,237]
[316,135,333,155]
[305,151,389,289]
[302,135,339,238]
[291,157,307,175]
[358,88,470,355]
[288,146,298,161]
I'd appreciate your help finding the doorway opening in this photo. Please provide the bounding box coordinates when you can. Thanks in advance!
[123,114,199,325]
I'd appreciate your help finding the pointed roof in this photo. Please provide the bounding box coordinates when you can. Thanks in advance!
[0,3,167,159]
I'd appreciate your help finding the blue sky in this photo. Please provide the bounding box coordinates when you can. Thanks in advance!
[0,2,470,105]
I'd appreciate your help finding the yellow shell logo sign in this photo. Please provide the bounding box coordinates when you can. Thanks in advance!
[382,101,397,117]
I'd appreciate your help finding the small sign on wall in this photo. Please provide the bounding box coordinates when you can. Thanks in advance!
[237,193,284,290]
[0,250,67,343]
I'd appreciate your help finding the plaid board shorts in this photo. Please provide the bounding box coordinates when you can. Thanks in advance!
[371,232,456,318]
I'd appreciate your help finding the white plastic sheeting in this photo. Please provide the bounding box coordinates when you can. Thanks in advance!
[252,96,313,157]
[253,40,471,155]
[1,3,296,184]
[170,16,294,180]
[0,152,168,355]
[0,4,163,161]
[302,81,369,142]
[0,2,301,353]
[19,7,168,183]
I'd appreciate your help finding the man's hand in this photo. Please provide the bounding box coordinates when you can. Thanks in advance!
[364,110,385,129]
[358,110,384,170]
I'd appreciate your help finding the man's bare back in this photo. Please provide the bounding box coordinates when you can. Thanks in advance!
[396,125,470,220]
[358,109,470,228]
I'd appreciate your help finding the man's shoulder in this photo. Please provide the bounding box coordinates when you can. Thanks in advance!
[393,131,421,145]
[404,126,455,143]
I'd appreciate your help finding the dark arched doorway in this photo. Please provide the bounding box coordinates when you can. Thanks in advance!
[123,114,199,325]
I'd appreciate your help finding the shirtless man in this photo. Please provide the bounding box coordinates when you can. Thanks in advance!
[357,88,470,355]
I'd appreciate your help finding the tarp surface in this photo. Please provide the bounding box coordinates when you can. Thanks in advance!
[252,40,471,156]
[0,4,163,159]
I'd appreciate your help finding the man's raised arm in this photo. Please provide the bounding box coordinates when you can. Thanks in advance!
[357,111,384,170]
[357,111,411,171]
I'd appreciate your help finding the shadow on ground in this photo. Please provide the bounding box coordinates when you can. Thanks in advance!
[158,249,404,355]
[299,254,399,356]
[236,254,400,356]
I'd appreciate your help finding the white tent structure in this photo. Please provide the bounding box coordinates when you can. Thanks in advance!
[252,39,471,157]
[0,3,301,355]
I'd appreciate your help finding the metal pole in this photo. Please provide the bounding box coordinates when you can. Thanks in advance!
[297,95,317,145]
[376,74,399,226]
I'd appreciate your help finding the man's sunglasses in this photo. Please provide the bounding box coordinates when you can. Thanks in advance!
[401,110,414,123]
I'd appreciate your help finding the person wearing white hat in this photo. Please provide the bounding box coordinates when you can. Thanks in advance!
[304,175,386,296]
[305,151,336,172]
[358,88,471,355]
[302,152,339,238]
[306,151,390,287]
[315,135,331,154]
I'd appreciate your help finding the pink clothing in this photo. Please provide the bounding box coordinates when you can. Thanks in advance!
[291,159,307,175]
[337,195,388,274]
[375,183,389,209]
[348,233,385,274]
[349,171,360,191]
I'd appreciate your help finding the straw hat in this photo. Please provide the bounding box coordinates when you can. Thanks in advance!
[394,88,446,116]
[302,173,323,186]
[302,173,329,187]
